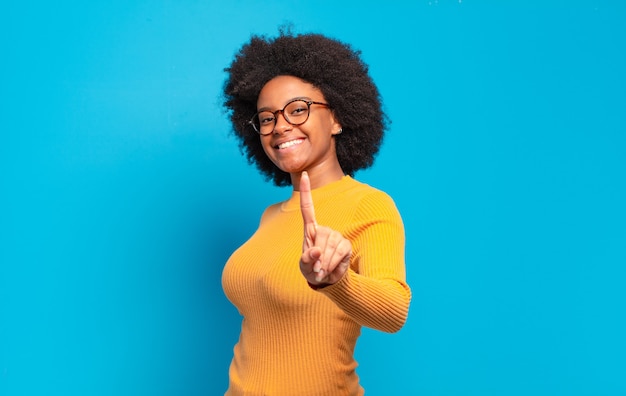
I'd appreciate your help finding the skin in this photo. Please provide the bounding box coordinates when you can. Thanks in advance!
[256,75,352,286]
[299,171,352,286]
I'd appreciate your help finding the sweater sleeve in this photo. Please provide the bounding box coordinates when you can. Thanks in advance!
[316,191,411,333]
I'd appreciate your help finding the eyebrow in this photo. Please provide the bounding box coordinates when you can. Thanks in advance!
[256,96,314,112]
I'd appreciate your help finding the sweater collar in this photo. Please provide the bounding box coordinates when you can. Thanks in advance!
[280,175,354,212]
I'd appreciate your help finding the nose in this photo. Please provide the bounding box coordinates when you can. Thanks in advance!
[273,111,292,134]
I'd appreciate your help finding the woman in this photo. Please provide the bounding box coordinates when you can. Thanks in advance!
[221,29,411,396]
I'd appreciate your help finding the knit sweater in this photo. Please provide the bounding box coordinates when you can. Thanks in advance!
[222,176,411,396]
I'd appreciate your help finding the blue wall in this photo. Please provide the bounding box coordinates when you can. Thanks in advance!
[1,1,625,395]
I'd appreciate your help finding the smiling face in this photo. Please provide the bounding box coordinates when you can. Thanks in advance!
[256,75,344,189]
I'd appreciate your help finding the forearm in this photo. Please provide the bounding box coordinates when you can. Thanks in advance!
[317,269,411,333]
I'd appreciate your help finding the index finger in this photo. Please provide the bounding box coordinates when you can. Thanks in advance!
[299,171,317,228]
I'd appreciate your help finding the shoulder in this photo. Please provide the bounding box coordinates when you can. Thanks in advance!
[343,178,402,219]
[346,177,397,204]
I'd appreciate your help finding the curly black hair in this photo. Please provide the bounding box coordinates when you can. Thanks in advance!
[222,29,389,187]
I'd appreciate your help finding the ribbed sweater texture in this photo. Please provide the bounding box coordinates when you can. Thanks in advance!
[222,176,411,395]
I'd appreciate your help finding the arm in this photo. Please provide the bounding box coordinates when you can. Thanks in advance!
[317,191,410,333]
[299,172,411,332]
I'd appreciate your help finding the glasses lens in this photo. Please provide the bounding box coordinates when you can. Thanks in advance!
[284,100,309,125]
[254,111,275,134]
[250,100,312,135]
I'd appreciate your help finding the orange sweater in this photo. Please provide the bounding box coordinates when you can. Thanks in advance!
[222,176,411,395]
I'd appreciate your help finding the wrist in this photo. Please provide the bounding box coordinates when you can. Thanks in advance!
[308,281,332,290]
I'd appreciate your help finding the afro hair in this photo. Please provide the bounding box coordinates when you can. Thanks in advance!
[222,28,389,187]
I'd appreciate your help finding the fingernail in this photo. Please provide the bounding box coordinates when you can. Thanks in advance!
[315,270,324,282]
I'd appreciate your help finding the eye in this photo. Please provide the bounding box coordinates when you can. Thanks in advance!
[287,101,308,117]
[258,112,275,125]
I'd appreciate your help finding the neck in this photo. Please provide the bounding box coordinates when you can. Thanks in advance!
[292,166,344,191]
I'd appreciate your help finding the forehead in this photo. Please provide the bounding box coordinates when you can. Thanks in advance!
[256,75,324,108]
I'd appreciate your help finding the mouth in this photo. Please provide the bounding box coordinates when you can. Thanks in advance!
[275,138,305,150]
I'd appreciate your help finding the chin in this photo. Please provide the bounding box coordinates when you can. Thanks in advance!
[273,161,305,175]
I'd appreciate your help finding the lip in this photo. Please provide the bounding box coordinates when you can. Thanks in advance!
[273,137,305,150]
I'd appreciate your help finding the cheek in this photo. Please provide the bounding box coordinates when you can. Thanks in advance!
[259,139,272,154]
[260,139,278,162]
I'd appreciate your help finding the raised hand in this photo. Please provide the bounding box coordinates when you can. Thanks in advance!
[299,171,352,286]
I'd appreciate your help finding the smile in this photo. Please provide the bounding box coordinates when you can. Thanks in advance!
[276,138,304,150]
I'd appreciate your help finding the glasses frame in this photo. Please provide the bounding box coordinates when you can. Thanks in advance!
[248,99,330,135]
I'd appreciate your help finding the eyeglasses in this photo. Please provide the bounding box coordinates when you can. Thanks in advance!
[248,99,330,135]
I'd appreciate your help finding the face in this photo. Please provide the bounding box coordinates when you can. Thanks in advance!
[256,75,343,185]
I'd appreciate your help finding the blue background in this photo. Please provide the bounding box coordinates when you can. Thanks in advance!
[1,1,625,395]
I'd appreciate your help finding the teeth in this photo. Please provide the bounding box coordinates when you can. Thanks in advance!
[277,139,303,149]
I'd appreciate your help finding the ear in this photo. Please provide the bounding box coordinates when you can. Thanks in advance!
[330,113,342,135]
